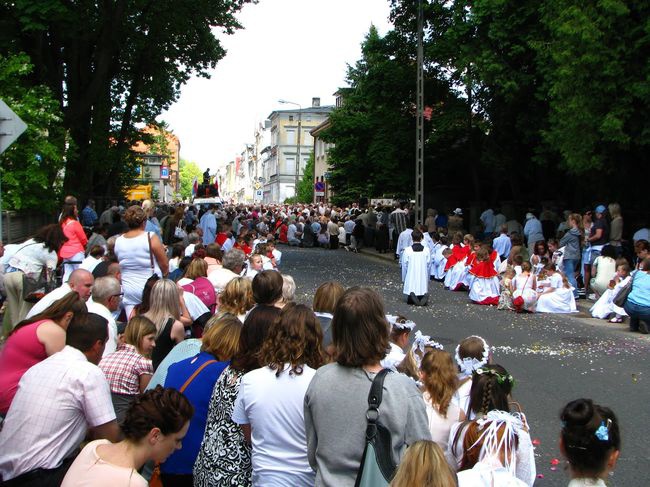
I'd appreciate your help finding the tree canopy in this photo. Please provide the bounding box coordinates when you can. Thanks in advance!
[0,0,251,204]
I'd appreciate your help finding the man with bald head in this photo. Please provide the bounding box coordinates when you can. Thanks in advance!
[25,269,94,319]
[88,276,122,357]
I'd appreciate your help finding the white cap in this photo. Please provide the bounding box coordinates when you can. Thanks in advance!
[453,208,463,215]
[525,212,535,220]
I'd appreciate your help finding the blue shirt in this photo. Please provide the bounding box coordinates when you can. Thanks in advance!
[145,219,162,241]
[629,271,650,308]
[161,352,229,474]
[81,206,98,227]
[199,212,217,245]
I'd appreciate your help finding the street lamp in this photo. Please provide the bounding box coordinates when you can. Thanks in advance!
[278,99,302,198]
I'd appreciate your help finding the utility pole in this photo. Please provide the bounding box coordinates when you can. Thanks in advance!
[415,0,425,225]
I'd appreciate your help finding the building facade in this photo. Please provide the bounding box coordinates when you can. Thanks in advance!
[130,126,180,202]
[263,98,333,203]
[310,119,334,203]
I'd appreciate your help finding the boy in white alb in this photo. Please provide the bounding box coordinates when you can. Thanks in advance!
[401,229,431,305]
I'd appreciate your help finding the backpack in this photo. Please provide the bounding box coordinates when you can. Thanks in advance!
[182,277,217,313]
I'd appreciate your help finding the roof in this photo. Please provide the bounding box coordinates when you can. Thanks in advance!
[310,118,332,136]
[266,105,335,120]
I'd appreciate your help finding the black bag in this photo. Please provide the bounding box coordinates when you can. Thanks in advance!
[354,369,396,487]
[613,278,633,308]
[22,267,56,303]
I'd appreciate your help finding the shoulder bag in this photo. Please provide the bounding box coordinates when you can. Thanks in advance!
[613,277,633,308]
[23,266,56,303]
[354,368,396,487]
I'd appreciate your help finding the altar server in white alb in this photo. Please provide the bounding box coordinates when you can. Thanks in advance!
[401,229,431,306]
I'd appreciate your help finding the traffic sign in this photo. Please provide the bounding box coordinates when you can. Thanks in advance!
[314,181,325,191]
[0,99,28,155]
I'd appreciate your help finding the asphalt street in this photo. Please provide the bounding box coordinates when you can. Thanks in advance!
[280,245,650,487]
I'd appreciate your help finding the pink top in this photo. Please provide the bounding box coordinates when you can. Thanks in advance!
[0,320,48,414]
[59,218,88,259]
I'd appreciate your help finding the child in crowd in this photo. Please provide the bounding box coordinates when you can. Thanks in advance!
[498,267,516,311]
[380,315,416,370]
[401,229,431,306]
[99,316,156,422]
[435,245,452,281]
[420,349,464,451]
[468,247,500,306]
[535,273,578,314]
[245,253,264,278]
[389,440,457,487]
[451,335,492,415]
[511,261,537,312]
[559,398,620,485]
[512,254,524,275]
[590,261,631,322]
[396,330,440,381]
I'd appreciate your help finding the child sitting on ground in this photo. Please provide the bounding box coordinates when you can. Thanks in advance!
[468,247,500,306]
[498,267,517,311]
[590,260,631,322]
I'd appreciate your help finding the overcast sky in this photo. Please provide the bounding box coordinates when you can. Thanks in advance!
[161,0,393,171]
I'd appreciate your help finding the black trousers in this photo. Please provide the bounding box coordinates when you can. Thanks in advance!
[2,456,75,487]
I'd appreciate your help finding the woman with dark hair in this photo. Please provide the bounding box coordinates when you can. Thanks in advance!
[312,280,345,349]
[559,398,620,485]
[59,202,88,282]
[61,386,193,487]
[304,287,430,486]
[193,305,281,487]
[233,304,324,486]
[448,364,536,486]
[530,240,550,274]
[2,224,67,327]
[0,292,87,416]
[114,205,169,317]
[251,270,283,306]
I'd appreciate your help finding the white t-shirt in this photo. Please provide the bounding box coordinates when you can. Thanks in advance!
[232,364,316,487]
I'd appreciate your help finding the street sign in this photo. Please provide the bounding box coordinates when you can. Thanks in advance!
[0,99,28,155]
[314,181,325,191]
[160,165,169,179]
[323,172,331,180]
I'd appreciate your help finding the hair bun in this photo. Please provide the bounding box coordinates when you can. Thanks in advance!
[562,398,597,429]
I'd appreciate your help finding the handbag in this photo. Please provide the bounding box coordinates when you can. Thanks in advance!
[354,368,396,487]
[613,278,633,308]
[22,267,56,303]
[174,221,187,240]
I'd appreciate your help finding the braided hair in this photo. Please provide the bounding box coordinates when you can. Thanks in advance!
[468,364,513,417]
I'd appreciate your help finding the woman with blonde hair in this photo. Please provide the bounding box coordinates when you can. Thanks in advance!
[216,277,255,322]
[312,281,345,348]
[144,279,187,370]
[162,315,242,485]
[390,440,457,487]
[420,349,465,450]
[177,258,208,286]
[99,315,156,421]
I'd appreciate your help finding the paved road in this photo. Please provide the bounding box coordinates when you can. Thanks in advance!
[280,245,650,486]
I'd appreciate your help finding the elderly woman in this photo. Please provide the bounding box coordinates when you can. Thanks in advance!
[624,257,650,334]
[304,287,431,486]
[114,205,169,317]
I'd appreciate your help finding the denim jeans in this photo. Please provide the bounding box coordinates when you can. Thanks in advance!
[563,258,579,297]
[624,301,650,331]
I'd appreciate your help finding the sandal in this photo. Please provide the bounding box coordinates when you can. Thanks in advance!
[609,316,623,323]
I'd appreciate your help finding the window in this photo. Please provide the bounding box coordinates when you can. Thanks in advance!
[286,129,296,145]
[285,157,296,175]
[289,115,294,121]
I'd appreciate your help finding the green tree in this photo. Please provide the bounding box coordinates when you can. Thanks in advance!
[0,53,66,211]
[296,152,315,203]
[0,0,252,200]
[179,159,203,200]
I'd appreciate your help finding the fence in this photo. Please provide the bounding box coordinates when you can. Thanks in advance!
[1,211,55,244]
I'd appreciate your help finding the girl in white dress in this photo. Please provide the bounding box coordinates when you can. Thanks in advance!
[455,411,529,487]
[590,261,630,322]
[536,265,578,314]
[420,349,465,451]
[451,336,492,416]
[559,398,620,487]
[448,365,536,486]
[511,262,537,312]
[380,315,415,370]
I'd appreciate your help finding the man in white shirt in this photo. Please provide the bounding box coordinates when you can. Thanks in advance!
[208,249,245,293]
[25,269,94,319]
[87,276,122,357]
[492,225,512,260]
[0,313,119,486]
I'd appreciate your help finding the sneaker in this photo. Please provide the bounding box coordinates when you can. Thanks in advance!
[587,293,597,300]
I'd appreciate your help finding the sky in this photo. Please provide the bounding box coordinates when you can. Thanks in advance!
[161,0,393,171]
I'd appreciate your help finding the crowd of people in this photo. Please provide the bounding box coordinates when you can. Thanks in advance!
[0,196,629,486]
